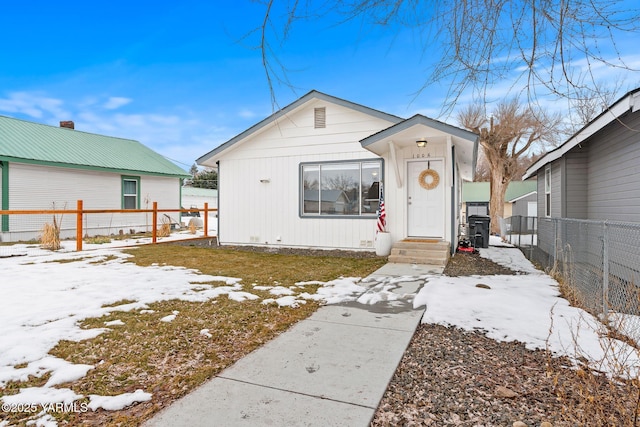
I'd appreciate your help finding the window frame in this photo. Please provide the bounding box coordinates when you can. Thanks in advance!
[544,166,551,217]
[299,159,383,219]
[122,176,141,210]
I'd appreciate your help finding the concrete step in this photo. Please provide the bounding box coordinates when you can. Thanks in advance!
[387,240,450,265]
[392,240,450,251]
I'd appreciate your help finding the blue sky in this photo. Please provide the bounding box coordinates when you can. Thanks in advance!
[1,1,639,171]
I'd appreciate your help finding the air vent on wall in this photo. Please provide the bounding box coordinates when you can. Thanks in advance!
[314,107,326,129]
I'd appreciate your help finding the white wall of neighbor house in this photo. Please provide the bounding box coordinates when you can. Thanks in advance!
[5,162,181,238]
[181,193,218,211]
[217,99,396,250]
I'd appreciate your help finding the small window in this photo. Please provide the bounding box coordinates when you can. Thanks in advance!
[122,176,140,209]
[544,166,551,217]
[314,107,326,128]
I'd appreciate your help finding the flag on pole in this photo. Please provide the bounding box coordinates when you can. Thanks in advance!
[376,184,386,233]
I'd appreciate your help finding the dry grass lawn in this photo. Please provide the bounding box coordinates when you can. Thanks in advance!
[2,245,386,426]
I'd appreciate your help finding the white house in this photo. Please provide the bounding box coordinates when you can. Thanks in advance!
[0,116,189,241]
[181,186,218,212]
[197,91,478,259]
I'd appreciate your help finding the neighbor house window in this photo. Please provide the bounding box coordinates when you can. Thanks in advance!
[301,160,382,217]
[544,166,551,217]
[122,176,140,209]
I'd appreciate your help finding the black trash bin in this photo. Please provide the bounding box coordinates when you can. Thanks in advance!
[468,215,491,248]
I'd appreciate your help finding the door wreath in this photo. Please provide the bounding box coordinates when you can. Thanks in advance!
[418,169,440,190]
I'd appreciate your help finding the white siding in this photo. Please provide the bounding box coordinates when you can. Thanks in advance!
[218,100,394,250]
[5,162,181,239]
[382,143,452,246]
[181,194,218,211]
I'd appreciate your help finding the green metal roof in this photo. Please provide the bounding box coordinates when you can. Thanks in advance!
[0,115,189,177]
[463,180,537,202]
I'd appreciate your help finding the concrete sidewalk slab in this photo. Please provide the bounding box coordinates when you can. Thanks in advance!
[145,263,443,427]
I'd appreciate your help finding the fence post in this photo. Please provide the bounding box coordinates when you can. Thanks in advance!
[76,200,83,251]
[518,216,522,248]
[152,202,158,243]
[204,202,209,237]
[602,221,609,317]
[530,217,536,260]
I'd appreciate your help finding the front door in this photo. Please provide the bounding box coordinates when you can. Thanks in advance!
[407,159,445,238]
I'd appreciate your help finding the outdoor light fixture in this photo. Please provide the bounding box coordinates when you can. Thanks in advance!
[416,138,428,148]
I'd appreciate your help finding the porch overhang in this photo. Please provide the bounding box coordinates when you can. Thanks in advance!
[359,115,479,182]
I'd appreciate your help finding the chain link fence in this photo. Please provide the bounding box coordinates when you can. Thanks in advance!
[506,216,640,344]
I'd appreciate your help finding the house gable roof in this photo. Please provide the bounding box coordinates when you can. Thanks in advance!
[361,114,479,147]
[0,115,189,177]
[360,114,479,181]
[463,180,537,203]
[196,90,403,166]
[523,87,640,179]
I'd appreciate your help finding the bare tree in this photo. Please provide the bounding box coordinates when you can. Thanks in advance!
[474,150,491,182]
[475,150,543,182]
[254,0,639,113]
[568,80,625,131]
[459,99,560,234]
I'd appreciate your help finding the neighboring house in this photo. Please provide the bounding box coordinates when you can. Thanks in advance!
[181,186,218,212]
[523,88,640,221]
[509,189,538,218]
[461,180,537,221]
[522,88,640,310]
[303,189,351,215]
[197,90,478,254]
[0,116,189,241]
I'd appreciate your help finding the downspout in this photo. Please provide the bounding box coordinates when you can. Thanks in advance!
[1,161,8,232]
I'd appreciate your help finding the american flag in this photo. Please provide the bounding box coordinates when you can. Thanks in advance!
[376,185,386,233]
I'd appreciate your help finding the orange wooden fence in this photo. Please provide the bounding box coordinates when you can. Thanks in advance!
[0,200,215,251]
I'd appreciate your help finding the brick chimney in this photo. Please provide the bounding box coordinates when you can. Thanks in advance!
[60,121,75,130]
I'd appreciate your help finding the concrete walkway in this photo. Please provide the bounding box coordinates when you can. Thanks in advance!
[145,263,443,427]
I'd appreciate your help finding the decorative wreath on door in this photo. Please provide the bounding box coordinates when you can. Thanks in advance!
[418,169,440,190]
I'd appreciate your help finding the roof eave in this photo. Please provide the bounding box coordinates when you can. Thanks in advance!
[523,87,640,179]
[0,156,190,178]
[197,90,404,167]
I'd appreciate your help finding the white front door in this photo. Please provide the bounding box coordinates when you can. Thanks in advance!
[407,160,445,238]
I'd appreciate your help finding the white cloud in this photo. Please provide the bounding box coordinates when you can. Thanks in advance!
[238,108,256,119]
[103,97,132,110]
[0,92,69,119]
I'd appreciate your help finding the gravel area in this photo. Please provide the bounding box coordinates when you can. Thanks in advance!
[372,252,638,427]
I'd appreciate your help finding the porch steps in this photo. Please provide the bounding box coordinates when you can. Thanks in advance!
[387,239,450,266]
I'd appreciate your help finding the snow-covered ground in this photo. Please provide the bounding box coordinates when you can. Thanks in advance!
[414,235,639,378]
[0,227,218,259]
[0,241,372,425]
[1,235,638,426]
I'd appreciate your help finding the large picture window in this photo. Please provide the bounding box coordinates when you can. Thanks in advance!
[301,160,382,217]
[122,176,140,209]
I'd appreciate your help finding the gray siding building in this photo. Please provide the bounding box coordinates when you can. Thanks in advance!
[525,88,640,222]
